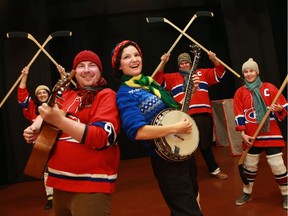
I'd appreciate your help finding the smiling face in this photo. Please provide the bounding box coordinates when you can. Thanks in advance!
[243,68,258,83]
[179,60,192,71]
[119,45,142,76]
[75,61,102,87]
[36,89,49,103]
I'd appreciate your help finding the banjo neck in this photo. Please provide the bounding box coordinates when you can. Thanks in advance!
[181,46,201,113]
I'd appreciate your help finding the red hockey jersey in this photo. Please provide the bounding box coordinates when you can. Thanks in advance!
[154,65,225,115]
[234,82,287,148]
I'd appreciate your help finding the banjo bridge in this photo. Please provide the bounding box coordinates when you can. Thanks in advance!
[173,134,184,141]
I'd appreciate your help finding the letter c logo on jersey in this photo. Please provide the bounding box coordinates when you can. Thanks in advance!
[264,88,270,97]
[244,107,257,123]
[196,71,202,77]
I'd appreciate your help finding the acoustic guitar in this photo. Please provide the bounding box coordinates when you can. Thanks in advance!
[152,45,201,162]
[24,71,75,179]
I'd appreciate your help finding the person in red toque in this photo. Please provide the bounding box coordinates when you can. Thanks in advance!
[23,50,121,216]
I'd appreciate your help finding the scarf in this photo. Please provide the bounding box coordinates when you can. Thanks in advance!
[245,77,270,132]
[121,74,180,109]
[76,77,107,111]
[179,69,190,92]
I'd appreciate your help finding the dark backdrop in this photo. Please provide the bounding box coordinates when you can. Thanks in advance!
[0,0,286,184]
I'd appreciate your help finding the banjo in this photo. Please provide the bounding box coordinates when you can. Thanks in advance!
[152,45,201,162]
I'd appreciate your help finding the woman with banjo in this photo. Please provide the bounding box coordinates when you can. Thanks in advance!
[112,40,202,216]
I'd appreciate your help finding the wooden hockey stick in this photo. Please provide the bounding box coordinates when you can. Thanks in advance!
[146,11,213,78]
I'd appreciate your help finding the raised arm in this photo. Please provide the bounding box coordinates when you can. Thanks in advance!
[19,66,29,89]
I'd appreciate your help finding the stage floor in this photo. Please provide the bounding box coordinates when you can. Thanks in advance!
[0,145,287,216]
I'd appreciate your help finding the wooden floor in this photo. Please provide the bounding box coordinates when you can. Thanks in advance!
[0,145,287,216]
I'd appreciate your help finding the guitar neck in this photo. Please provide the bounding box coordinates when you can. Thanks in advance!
[181,55,200,113]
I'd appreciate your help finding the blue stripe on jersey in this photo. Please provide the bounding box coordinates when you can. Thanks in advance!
[48,171,117,183]
[90,121,117,148]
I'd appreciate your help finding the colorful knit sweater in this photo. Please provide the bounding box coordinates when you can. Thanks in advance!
[116,85,167,156]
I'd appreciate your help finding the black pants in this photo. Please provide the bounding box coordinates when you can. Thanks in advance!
[150,155,202,216]
[192,113,219,173]
[248,146,282,155]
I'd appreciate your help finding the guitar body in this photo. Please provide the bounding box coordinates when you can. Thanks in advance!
[152,108,199,162]
[24,122,60,179]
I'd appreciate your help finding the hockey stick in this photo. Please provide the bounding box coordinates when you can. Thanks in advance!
[8,31,76,87]
[0,32,61,108]
[147,11,213,78]
[146,17,243,80]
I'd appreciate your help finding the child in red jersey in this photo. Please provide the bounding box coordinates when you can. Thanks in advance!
[233,58,287,209]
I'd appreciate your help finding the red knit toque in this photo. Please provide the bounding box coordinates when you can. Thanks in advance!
[73,50,103,71]
[111,40,142,71]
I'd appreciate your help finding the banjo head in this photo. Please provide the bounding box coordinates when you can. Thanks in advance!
[152,109,199,162]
